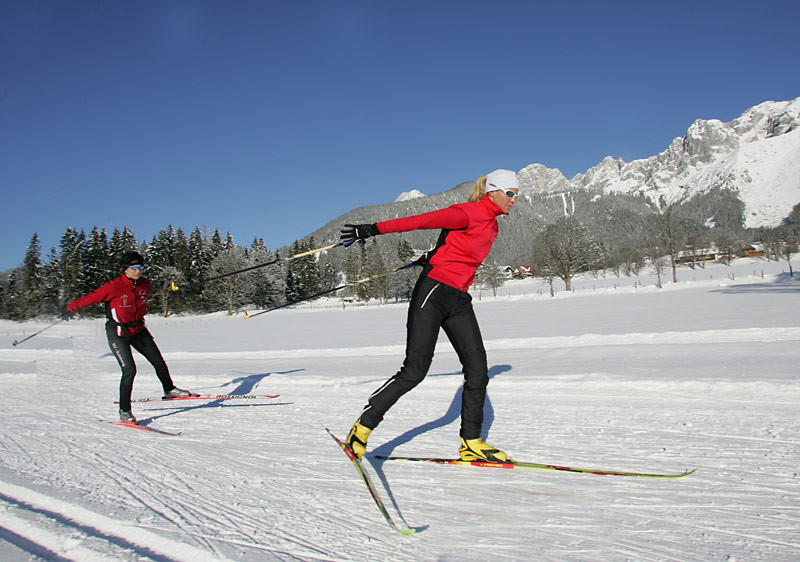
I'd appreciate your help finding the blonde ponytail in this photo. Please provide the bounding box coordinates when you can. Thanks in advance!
[468,176,487,202]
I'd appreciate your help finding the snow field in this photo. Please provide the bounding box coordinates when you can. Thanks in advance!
[0,257,798,561]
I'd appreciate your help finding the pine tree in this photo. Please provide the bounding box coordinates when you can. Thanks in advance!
[209,228,224,258]
[59,228,85,305]
[223,231,235,251]
[186,227,212,311]
[284,266,301,304]
[3,272,22,320]
[394,239,416,300]
[109,227,138,268]
[0,279,6,319]
[84,227,111,293]
[146,226,187,316]
[365,239,389,302]
[249,240,279,308]
[289,238,321,299]
[318,254,337,293]
[40,246,62,315]
[20,234,42,318]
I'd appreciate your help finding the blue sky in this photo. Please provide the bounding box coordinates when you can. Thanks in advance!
[2,0,799,271]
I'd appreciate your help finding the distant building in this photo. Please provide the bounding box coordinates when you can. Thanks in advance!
[511,265,532,278]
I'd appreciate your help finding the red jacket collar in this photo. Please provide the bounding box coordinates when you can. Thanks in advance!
[481,193,505,216]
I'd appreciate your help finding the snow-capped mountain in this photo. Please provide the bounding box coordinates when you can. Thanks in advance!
[518,97,800,227]
[299,97,799,269]
[395,189,426,202]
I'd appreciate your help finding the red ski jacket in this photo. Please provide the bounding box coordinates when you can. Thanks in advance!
[68,274,151,336]
[377,195,503,291]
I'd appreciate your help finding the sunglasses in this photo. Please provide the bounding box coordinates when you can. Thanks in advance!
[493,189,518,199]
[128,265,145,271]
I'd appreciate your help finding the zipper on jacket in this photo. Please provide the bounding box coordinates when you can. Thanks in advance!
[131,278,139,320]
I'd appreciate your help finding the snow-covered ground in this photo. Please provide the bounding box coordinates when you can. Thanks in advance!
[1,257,798,561]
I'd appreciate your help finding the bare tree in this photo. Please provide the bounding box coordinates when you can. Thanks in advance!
[777,229,798,277]
[684,229,712,269]
[652,254,666,289]
[475,259,505,297]
[713,230,742,264]
[209,247,250,315]
[531,217,599,292]
[148,265,183,318]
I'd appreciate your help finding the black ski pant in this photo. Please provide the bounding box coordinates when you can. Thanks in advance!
[358,275,489,439]
[106,324,175,412]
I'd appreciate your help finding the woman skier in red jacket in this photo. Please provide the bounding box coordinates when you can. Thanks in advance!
[339,169,519,462]
[65,251,196,423]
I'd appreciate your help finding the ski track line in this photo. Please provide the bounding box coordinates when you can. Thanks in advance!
[167,532,336,562]
[0,480,233,562]
[556,526,688,562]
[90,445,314,559]
[598,496,800,550]
[85,453,225,557]
[153,326,800,360]
[580,422,800,447]
[615,505,800,553]
[179,475,356,559]
[95,456,326,560]
[0,506,109,562]
[76,437,266,559]
[85,426,394,560]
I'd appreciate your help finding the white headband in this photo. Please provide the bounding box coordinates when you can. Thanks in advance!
[485,169,519,193]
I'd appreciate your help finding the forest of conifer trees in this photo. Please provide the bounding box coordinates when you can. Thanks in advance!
[0,224,423,320]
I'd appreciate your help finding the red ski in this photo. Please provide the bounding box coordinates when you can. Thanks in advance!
[103,420,181,436]
[116,393,280,404]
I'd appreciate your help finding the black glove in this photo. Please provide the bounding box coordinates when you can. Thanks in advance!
[340,223,380,247]
[60,308,74,321]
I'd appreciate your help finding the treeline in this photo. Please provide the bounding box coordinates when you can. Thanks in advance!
[0,225,419,320]
[2,196,798,321]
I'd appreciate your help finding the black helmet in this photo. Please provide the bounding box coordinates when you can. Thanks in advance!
[121,251,144,269]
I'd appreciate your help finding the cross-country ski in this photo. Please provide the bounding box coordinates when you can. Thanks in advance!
[102,420,182,436]
[375,455,697,478]
[116,393,280,404]
[326,428,416,536]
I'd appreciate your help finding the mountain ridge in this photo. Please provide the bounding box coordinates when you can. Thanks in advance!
[297,97,800,267]
[516,97,800,227]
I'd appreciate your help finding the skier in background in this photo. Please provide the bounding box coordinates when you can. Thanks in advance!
[63,251,196,423]
[339,169,520,462]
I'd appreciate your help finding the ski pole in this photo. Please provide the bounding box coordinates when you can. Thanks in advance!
[170,241,344,291]
[12,318,65,347]
[245,261,419,319]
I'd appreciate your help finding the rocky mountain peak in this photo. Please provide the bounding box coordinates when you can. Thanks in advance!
[518,97,800,227]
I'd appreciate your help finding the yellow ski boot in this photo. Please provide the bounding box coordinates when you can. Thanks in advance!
[346,421,372,460]
[459,437,510,462]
